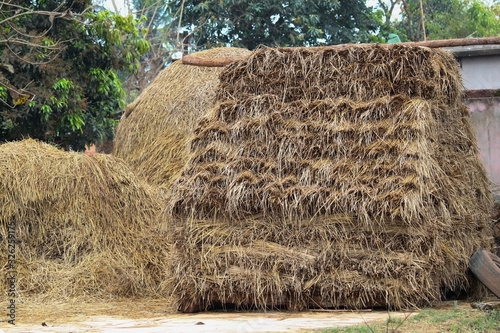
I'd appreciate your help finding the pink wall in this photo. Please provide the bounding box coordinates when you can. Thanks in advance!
[466,97,500,189]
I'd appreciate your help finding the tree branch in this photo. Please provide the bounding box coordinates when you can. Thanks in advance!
[5,41,65,65]
[0,36,68,50]
[109,0,119,14]
[0,1,91,26]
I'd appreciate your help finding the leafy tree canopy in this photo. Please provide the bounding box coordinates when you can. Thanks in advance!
[122,0,177,96]
[424,0,500,40]
[375,0,500,42]
[0,0,149,151]
[168,0,380,50]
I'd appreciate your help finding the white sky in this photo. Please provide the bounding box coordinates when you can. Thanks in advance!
[99,0,130,15]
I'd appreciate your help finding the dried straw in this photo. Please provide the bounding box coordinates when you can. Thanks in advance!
[113,47,251,189]
[167,44,493,311]
[0,139,170,300]
[217,45,463,104]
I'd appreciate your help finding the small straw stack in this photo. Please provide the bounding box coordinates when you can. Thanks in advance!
[0,139,170,300]
[113,47,251,189]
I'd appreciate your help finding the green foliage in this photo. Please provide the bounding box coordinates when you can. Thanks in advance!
[85,10,150,73]
[132,0,172,30]
[462,1,500,37]
[119,0,176,103]
[392,0,500,41]
[0,86,7,101]
[410,308,500,331]
[462,310,500,332]
[411,307,462,323]
[0,1,150,150]
[369,0,403,43]
[168,0,379,49]
[319,326,377,333]
[315,307,500,333]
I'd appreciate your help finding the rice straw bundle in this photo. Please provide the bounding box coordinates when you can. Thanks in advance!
[0,139,170,300]
[167,44,493,311]
[113,47,251,189]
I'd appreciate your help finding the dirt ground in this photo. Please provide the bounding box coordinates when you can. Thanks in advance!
[1,297,478,333]
[0,297,424,333]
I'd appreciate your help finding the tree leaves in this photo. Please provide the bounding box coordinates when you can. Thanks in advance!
[385,0,500,41]
[168,0,378,50]
[0,1,149,151]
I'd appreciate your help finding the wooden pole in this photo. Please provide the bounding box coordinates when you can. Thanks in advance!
[404,36,500,48]
[419,0,427,41]
[182,55,248,67]
[176,0,186,52]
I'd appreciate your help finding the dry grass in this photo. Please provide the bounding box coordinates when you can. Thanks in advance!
[217,45,463,104]
[113,47,251,189]
[167,45,493,311]
[0,296,176,325]
[0,139,171,301]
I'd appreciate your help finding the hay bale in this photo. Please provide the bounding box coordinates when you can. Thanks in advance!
[0,139,170,299]
[168,45,493,311]
[217,45,463,104]
[113,47,252,189]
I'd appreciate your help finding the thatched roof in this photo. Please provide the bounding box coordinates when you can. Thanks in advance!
[167,45,493,311]
[113,47,251,189]
[0,139,170,299]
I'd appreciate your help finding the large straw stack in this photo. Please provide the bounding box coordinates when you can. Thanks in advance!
[113,47,251,189]
[168,45,493,311]
[0,139,170,299]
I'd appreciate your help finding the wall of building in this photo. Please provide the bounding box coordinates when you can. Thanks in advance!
[459,56,500,90]
[466,97,500,189]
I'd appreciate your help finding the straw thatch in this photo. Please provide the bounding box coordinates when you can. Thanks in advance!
[0,139,170,299]
[113,47,251,189]
[216,44,462,104]
[168,45,493,311]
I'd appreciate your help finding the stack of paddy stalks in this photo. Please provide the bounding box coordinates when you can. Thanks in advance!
[168,45,493,311]
[113,47,251,190]
[0,139,170,300]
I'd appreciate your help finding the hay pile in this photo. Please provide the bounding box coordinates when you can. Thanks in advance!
[113,47,251,189]
[0,139,170,300]
[168,45,493,311]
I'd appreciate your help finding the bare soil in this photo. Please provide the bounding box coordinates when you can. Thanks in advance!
[3,298,497,333]
[0,297,419,333]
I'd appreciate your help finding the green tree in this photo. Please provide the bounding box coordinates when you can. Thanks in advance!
[371,0,403,42]
[0,1,149,151]
[388,0,500,41]
[439,0,500,38]
[168,0,380,50]
[124,0,176,95]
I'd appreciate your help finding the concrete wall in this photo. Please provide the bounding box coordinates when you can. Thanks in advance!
[466,97,500,188]
[459,56,500,90]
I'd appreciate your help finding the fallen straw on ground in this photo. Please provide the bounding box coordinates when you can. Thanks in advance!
[0,139,171,301]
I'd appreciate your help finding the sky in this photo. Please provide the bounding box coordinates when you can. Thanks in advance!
[100,0,129,15]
